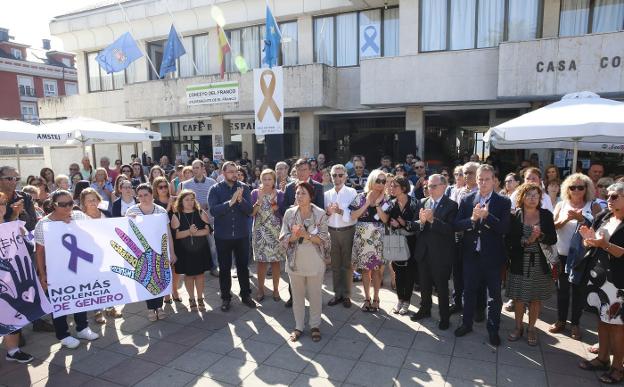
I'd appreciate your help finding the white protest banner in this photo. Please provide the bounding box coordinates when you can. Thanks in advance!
[43,214,172,317]
[254,66,284,135]
[213,146,224,160]
[187,81,239,106]
[0,221,52,336]
[360,24,381,58]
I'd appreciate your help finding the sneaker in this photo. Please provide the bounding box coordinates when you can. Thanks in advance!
[156,309,168,320]
[391,301,403,314]
[147,310,158,322]
[60,336,80,349]
[6,350,33,364]
[399,302,410,315]
[77,327,99,341]
[231,269,238,278]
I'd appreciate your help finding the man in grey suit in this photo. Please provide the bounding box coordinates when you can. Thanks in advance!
[410,174,458,330]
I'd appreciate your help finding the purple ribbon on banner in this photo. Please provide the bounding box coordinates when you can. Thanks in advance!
[61,234,94,273]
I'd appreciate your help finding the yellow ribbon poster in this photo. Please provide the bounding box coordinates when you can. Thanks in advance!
[254,66,284,135]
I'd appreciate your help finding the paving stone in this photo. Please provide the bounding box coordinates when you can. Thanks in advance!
[240,364,299,386]
[302,353,357,382]
[133,366,196,387]
[1,360,63,387]
[497,345,544,369]
[263,346,315,373]
[99,357,161,386]
[186,376,236,386]
[291,374,340,386]
[411,331,455,355]
[360,343,408,368]
[135,339,189,365]
[497,364,547,387]
[447,357,497,385]
[395,369,447,386]
[169,348,224,375]
[201,355,258,385]
[373,327,416,349]
[68,348,130,376]
[347,361,399,387]
[452,339,497,363]
[227,338,281,363]
[319,336,368,360]
[31,369,93,387]
[403,349,451,376]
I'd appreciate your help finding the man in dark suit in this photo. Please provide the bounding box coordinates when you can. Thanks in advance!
[454,164,511,346]
[280,158,324,214]
[410,174,458,330]
[280,158,325,307]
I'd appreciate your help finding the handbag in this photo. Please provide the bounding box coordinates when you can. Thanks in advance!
[383,226,410,262]
[540,242,559,265]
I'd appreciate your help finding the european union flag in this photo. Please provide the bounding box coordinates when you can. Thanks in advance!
[263,4,281,68]
[159,25,186,78]
[96,32,143,74]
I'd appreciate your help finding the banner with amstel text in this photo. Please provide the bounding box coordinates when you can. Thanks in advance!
[43,214,172,317]
[0,221,53,336]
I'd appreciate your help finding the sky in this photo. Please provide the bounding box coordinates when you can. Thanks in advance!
[0,0,106,51]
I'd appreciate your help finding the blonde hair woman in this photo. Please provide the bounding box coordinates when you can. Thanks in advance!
[349,169,389,312]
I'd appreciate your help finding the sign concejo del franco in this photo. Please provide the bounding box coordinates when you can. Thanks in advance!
[186,81,239,106]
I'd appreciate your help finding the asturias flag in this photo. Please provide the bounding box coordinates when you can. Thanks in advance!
[96,32,143,74]
[263,4,281,68]
[217,25,231,79]
[159,25,186,78]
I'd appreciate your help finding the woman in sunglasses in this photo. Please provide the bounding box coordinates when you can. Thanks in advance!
[349,169,389,312]
[578,182,624,384]
[34,190,100,349]
[119,164,133,180]
[550,173,601,340]
[152,176,180,304]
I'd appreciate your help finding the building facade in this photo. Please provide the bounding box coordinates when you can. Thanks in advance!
[40,0,624,170]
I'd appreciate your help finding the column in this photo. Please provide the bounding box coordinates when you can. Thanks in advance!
[399,0,420,56]
[241,133,255,162]
[211,115,231,159]
[299,112,319,158]
[406,106,425,160]
[298,15,314,65]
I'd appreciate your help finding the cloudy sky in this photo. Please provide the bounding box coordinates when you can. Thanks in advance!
[0,0,106,51]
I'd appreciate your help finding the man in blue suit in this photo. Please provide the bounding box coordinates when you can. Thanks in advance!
[454,164,510,346]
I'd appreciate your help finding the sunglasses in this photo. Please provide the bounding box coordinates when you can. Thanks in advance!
[414,166,425,169]
[331,173,344,178]
[0,176,20,182]
[158,185,168,189]
[55,201,74,208]
[607,193,620,201]
[375,179,386,185]
[122,169,132,173]
[441,173,449,177]
[569,185,586,191]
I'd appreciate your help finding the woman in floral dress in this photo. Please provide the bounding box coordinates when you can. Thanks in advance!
[251,169,285,302]
[349,169,389,312]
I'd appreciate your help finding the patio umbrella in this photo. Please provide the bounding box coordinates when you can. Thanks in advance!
[484,91,624,169]
[42,117,161,146]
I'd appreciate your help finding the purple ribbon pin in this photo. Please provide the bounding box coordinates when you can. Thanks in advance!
[62,233,94,273]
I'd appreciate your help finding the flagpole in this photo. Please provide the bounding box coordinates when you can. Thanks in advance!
[164,0,201,76]
[116,0,160,78]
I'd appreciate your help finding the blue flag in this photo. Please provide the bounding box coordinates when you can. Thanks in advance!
[159,25,186,78]
[96,32,143,74]
[263,4,281,68]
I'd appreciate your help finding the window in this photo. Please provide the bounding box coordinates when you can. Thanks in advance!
[147,40,166,80]
[43,79,57,97]
[65,82,78,96]
[559,0,624,36]
[17,76,35,97]
[11,48,22,59]
[147,33,212,78]
[226,22,298,72]
[86,51,126,92]
[420,0,543,52]
[314,7,399,67]
[20,102,37,122]
[193,34,209,75]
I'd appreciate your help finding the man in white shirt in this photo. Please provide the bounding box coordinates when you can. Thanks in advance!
[324,164,357,308]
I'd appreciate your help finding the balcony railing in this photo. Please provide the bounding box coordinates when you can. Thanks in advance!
[19,85,36,97]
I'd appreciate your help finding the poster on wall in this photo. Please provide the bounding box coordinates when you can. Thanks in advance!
[360,24,381,58]
[254,66,284,135]
[186,82,239,106]
[0,221,53,336]
[43,215,172,317]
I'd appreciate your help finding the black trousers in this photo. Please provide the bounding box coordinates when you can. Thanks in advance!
[453,243,487,312]
[393,259,418,302]
[463,253,503,333]
[53,312,87,340]
[556,255,584,325]
[215,237,251,300]
[419,258,451,322]
[146,297,164,311]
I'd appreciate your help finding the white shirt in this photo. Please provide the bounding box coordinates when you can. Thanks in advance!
[120,198,134,216]
[510,191,553,213]
[324,185,357,228]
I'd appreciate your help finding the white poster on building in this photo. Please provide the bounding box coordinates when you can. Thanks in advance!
[254,67,284,135]
[186,82,239,106]
[43,215,172,317]
[213,146,224,160]
[360,24,381,58]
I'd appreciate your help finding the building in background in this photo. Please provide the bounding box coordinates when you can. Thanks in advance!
[39,0,624,172]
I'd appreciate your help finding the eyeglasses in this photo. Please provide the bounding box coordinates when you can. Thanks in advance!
[375,179,386,185]
[525,193,541,199]
[331,173,344,178]
[428,184,440,189]
[157,185,168,189]
[569,185,586,191]
[0,176,20,182]
[55,201,74,208]
[414,166,425,169]
[607,193,620,201]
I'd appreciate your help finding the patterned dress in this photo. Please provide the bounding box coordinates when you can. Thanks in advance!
[506,224,554,302]
[349,193,387,270]
[252,192,285,262]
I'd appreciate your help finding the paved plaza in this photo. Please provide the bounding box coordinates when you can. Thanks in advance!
[0,265,601,387]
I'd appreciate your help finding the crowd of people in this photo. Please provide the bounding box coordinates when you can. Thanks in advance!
[1,151,623,384]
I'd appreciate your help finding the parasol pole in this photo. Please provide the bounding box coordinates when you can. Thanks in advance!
[571,138,580,173]
[15,144,21,174]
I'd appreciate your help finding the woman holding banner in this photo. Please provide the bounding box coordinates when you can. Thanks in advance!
[34,190,100,349]
[0,191,34,363]
[171,190,211,311]
[79,188,123,324]
[125,183,177,322]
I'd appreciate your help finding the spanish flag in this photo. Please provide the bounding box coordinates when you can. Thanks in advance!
[217,25,230,79]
